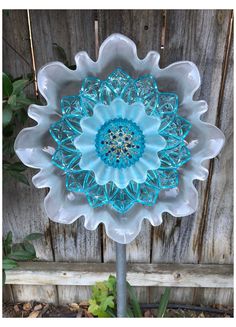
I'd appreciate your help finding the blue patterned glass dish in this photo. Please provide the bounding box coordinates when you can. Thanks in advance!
[49,68,191,213]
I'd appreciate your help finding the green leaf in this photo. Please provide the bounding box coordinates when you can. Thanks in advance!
[3,270,6,285]
[127,281,142,317]
[9,249,36,261]
[3,107,13,126]
[8,103,24,111]
[158,287,171,317]
[23,241,36,256]
[97,310,111,318]
[106,275,116,292]
[11,243,24,252]
[105,307,116,317]
[8,94,17,106]
[52,43,69,67]
[4,162,27,172]
[96,281,108,292]
[88,299,100,316]
[126,306,134,317]
[24,233,43,241]
[100,295,114,312]
[3,10,10,16]
[16,96,34,106]
[3,73,13,97]
[3,231,13,256]
[92,281,109,303]
[89,278,116,317]
[7,170,29,186]
[12,79,29,95]
[3,258,18,270]
[4,231,13,246]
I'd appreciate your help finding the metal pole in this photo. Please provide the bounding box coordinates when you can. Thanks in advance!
[116,242,127,317]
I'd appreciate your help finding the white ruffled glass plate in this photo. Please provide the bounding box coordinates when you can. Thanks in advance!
[15,34,225,244]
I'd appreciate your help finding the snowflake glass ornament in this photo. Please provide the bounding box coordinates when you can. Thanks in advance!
[15,34,225,243]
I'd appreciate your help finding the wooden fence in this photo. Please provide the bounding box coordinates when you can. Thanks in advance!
[3,9,233,306]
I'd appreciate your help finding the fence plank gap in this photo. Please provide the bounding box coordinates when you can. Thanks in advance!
[27,10,38,97]
[160,10,167,49]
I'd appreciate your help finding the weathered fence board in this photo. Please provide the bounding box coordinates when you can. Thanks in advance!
[3,9,58,304]
[150,9,233,306]
[3,9,233,306]
[6,262,233,288]
[29,9,100,305]
[3,10,32,79]
[153,9,232,262]
[30,10,97,69]
[98,10,163,58]
[194,20,234,305]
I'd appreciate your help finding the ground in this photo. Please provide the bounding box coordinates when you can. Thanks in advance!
[3,301,233,318]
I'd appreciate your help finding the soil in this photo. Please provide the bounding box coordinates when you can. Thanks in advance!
[3,301,233,318]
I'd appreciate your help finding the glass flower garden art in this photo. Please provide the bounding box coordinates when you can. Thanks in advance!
[15,34,225,244]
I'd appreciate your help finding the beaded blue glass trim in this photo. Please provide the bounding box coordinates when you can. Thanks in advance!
[95,118,145,169]
[49,68,192,214]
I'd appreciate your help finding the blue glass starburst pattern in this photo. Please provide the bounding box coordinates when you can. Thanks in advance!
[49,68,192,214]
[95,118,145,169]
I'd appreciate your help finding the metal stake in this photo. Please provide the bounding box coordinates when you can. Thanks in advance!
[116,242,127,317]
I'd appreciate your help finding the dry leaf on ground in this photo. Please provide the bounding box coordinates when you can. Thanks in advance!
[29,311,40,318]
[33,304,43,311]
[79,301,89,307]
[23,303,32,311]
[14,304,20,312]
[84,310,94,318]
[69,303,80,311]
[198,312,205,318]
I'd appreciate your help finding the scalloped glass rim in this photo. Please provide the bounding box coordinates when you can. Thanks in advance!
[14,33,225,244]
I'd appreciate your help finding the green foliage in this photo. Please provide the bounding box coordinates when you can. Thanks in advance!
[2,72,36,185]
[88,275,116,317]
[3,73,13,97]
[24,233,44,241]
[3,162,30,185]
[88,275,171,318]
[52,43,76,70]
[2,73,34,127]
[3,258,18,270]
[158,288,171,317]
[2,231,43,284]
[88,275,143,318]
[126,281,142,317]
[3,231,13,256]
[3,45,74,186]
[52,43,69,68]
[3,10,10,16]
